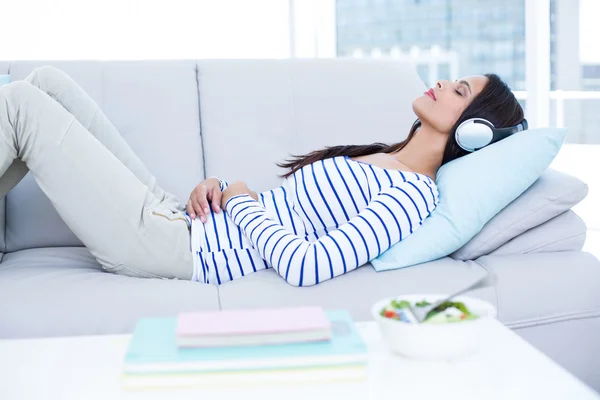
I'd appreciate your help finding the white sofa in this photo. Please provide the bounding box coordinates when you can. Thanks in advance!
[0,59,599,391]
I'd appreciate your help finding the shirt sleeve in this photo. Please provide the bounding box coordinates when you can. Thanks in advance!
[219,179,229,192]
[225,179,439,287]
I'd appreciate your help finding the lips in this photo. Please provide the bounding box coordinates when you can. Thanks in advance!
[425,88,436,101]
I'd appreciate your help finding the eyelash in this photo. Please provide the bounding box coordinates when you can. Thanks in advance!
[455,89,463,97]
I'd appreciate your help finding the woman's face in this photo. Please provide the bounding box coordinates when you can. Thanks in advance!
[412,75,488,133]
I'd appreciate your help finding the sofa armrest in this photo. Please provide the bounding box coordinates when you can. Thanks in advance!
[488,210,586,257]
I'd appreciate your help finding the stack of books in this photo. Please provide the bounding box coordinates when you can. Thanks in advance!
[121,307,368,389]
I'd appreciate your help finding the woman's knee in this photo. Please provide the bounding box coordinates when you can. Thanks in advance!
[0,80,69,137]
[0,82,46,143]
[0,81,40,104]
[25,65,66,88]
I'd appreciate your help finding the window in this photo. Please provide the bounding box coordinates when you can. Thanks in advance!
[336,0,526,89]
[548,0,600,142]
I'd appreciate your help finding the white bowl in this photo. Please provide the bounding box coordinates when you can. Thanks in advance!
[371,294,497,360]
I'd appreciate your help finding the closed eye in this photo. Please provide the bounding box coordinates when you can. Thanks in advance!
[455,89,463,97]
[455,79,473,96]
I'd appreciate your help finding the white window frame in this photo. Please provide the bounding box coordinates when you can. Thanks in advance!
[525,0,551,128]
[288,0,336,58]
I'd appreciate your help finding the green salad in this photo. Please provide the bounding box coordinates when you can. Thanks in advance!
[380,299,479,324]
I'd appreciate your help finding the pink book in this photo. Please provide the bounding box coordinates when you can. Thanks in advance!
[176,307,332,348]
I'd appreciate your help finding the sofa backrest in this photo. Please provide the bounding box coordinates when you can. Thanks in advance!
[0,61,9,254]
[197,59,426,192]
[4,60,204,251]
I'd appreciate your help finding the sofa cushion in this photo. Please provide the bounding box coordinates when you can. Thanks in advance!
[0,197,4,253]
[452,169,588,260]
[475,251,600,326]
[489,210,586,256]
[217,257,495,322]
[197,59,426,192]
[0,247,219,338]
[0,65,7,252]
[5,60,204,251]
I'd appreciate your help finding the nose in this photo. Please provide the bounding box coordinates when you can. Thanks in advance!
[436,81,443,90]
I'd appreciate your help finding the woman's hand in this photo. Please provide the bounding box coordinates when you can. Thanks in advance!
[221,181,258,211]
[187,177,222,223]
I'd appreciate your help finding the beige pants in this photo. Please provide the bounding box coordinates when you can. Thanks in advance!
[0,66,193,280]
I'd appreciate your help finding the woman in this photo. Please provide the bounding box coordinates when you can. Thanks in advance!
[0,67,524,287]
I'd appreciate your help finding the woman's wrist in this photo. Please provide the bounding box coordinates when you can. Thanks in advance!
[224,193,254,213]
[207,176,228,191]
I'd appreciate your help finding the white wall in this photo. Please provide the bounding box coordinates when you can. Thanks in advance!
[0,0,291,60]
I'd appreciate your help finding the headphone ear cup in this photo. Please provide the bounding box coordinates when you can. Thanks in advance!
[455,119,495,152]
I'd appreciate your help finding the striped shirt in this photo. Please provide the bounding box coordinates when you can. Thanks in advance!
[186,155,439,287]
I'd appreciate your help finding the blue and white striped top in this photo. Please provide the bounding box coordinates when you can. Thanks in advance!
[186,155,439,287]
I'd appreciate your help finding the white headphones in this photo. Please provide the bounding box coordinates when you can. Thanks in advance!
[455,118,529,152]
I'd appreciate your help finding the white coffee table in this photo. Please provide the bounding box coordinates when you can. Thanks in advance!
[0,319,598,400]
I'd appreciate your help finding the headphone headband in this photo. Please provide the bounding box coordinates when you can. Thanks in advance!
[492,118,528,137]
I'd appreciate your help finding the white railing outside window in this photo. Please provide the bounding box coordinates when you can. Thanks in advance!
[513,90,600,129]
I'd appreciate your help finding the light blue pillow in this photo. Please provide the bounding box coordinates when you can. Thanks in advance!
[370,127,567,271]
[0,75,11,86]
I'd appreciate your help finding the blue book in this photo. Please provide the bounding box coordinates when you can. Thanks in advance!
[123,310,367,374]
